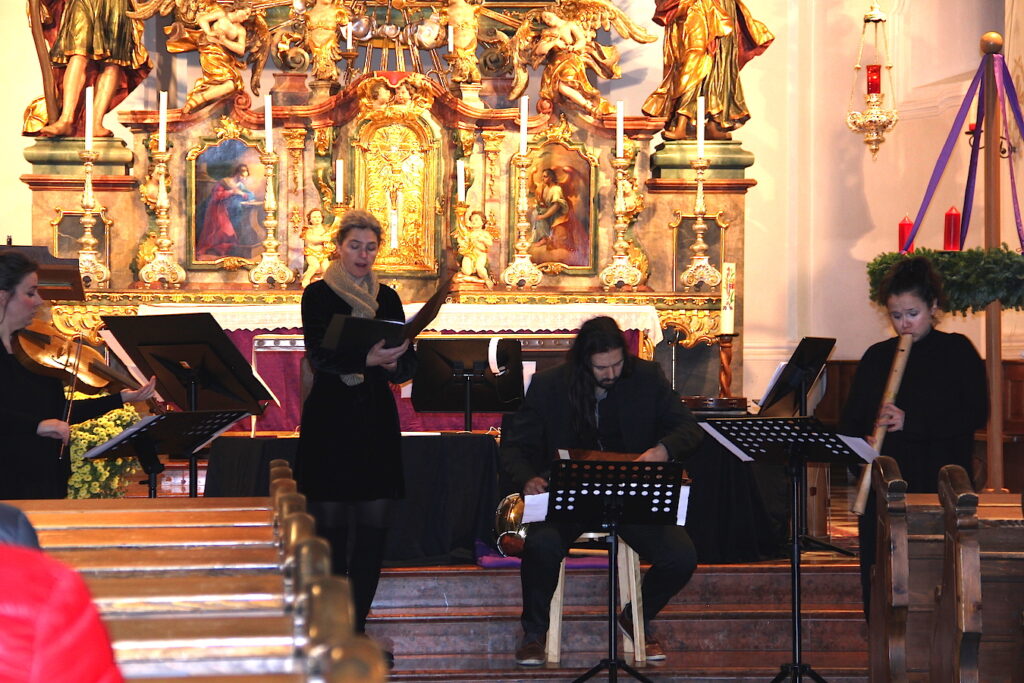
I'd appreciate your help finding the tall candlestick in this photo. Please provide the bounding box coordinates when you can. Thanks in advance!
[519,96,528,156]
[158,91,167,153]
[346,22,353,50]
[615,101,624,159]
[944,206,962,251]
[898,215,915,253]
[456,160,466,202]
[696,95,705,158]
[264,95,273,154]
[335,159,344,203]
[84,86,94,151]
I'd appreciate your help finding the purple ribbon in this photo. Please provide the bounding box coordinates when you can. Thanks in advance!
[903,54,1024,252]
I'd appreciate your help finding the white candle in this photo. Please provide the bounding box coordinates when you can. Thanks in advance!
[720,262,736,335]
[264,95,273,154]
[158,91,167,153]
[346,23,353,50]
[696,95,705,159]
[292,0,304,11]
[84,86,94,151]
[390,210,399,249]
[456,160,466,202]
[519,96,528,156]
[448,29,455,54]
[615,101,624,159]
[335,159,343,203]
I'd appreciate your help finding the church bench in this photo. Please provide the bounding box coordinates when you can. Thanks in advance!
[48,545,281,575]
[869,456,1022,681]
[930,464,1024,681]
[35,524,275,549]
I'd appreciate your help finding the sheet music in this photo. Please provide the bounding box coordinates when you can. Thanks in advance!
[838,435,877,463]
[98,329,164,403]
[523,488,691,525]
[699,422,754,461]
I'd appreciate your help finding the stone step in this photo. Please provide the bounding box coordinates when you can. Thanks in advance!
[85,574,285,616]
[106,614,295,678]
[387,650,868,682]
[24,508,272,529]
[37,525,275,549]
[374,561,863,609]
[365,604,866,656]
[49,546,280,576]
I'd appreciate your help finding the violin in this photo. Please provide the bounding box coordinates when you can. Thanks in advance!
[12,317,165,414]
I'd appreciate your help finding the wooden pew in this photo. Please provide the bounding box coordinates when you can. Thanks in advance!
[868,456,1024,681]
[930,465,1024,682]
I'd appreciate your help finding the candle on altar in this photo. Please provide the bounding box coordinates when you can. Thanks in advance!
[264,95,273,154]
[866,64,882,95]
[898,215,915,253]
[519,96,528,156]
[615,101,624,158]
[696,95,705,158]
[158,91,167,153]
[720,262,736,335]
[346,23,353,50]
[84,86,94,151]
[390,209,399,249]
[944,206,962,251]
[456,160,466,202]
[335,159,343,203]
[448,29,455,54]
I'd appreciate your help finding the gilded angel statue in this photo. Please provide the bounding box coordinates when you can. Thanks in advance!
[505,0,656,117]
[128,0,271,113]
[452,211,497,287]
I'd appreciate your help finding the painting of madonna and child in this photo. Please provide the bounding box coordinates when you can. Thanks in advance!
[521,144,596,273]
[189,138,270,267]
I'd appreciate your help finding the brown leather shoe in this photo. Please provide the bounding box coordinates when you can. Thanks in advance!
[618,611,667,661]
[514,637,546,666]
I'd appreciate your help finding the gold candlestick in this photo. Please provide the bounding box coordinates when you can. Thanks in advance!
[672,156,728,290]
[599,155,644,290]
[500,154,542,289]
[138,150,187,288]
[250,151,296,288]
[76,150,110,289]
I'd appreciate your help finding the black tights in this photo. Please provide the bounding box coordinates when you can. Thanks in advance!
[310,499,394,633]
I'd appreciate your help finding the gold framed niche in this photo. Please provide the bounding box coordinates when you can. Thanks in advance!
[50,207,113,266]
[351,83,441,276]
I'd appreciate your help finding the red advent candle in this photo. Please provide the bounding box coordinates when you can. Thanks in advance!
[944,206,961,250]
[866,64,882,95]
[899,216,914,253]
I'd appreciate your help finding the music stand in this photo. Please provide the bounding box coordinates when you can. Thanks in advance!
[547,459,685,683]
[101,313,273,496]
[82,411,249,498]
[411,338,524,431]
[703,417,870,683]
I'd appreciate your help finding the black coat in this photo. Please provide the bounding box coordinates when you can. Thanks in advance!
[500,358,703,493]
[294,281,417,502]
[0,340,124,499]
[839,330,988,492]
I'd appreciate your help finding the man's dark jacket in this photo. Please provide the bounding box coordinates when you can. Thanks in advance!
[500,358,703,492]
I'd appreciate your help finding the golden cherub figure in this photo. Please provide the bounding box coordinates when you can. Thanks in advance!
[444,0,482,84]
[300,207,337,287]
[303,0,351,84]
[453,210,497,287]
[505,0,655,117]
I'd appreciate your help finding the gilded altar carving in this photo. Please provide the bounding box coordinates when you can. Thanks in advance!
[51,304,139,346]
[658,309,720,348]
[481,131,505,197]
[282,128,308,195]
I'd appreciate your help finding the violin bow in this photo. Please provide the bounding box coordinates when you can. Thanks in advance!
[57,334,87,460]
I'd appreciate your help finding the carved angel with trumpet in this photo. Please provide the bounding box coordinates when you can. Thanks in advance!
[505,0,655,117]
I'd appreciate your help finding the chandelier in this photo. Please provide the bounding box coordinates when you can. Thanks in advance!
[847,3,898,158]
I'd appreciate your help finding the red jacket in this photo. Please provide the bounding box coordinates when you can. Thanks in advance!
[0,545,122,683]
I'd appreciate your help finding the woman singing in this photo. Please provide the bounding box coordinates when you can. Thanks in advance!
[0,251,156,499]
[293,211,416,658]
[840,256,989,615]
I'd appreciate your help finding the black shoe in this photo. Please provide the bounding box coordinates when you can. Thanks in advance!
[618,611,667,661]
[514,637,546,666]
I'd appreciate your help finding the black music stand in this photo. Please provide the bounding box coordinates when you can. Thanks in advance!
[101,313,273,496]
[411,338,524,431]
[83,410,249,498]
[703,417,868,683]
[547,459,685,683]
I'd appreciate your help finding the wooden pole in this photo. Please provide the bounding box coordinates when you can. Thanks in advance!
[981,32,1005,491]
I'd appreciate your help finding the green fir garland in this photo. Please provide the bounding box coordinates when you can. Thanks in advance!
[867,246,1024,315]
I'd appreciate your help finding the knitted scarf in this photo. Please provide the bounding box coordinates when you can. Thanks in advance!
[323,261,380,385]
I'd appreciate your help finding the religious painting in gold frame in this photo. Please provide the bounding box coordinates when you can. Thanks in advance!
[186,120,277,270]
[51,207,113,264]
[511,124,599,275]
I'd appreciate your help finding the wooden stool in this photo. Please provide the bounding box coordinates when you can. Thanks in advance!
[546,537,645,663]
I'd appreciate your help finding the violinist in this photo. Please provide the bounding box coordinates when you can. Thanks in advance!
[0,251,156,500]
